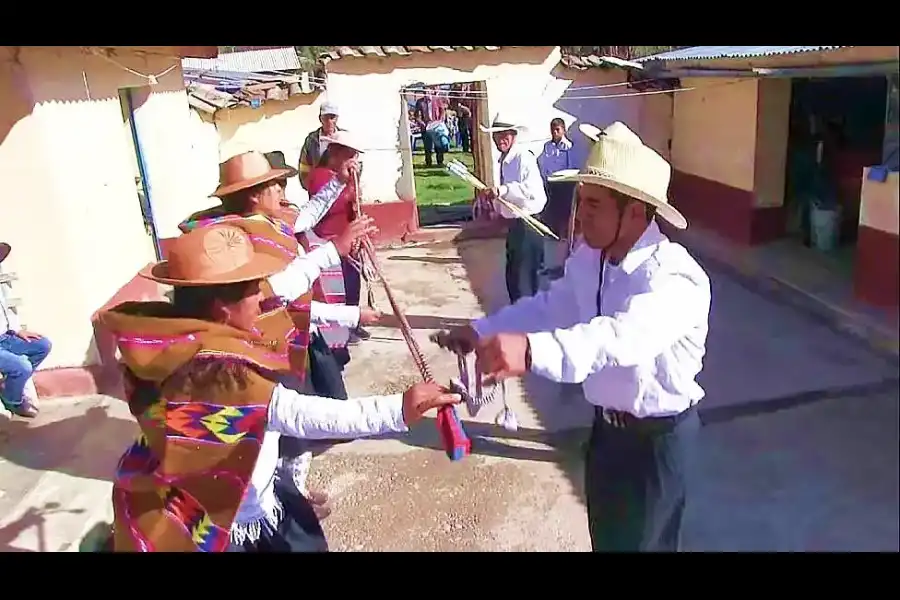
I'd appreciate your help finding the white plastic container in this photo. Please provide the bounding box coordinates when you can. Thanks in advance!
[810,205,840,252]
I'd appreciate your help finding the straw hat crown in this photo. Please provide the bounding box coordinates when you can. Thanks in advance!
[140,224,290,287]
[215,151,291,197]
[549,121,687,229]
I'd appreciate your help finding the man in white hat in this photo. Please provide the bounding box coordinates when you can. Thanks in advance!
[477,113,548,303]
[299,101,343,191]
[434,122,711,552]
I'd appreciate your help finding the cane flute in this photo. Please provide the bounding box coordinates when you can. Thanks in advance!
[350,171,472,461]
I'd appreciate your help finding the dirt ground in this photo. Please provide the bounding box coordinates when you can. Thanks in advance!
[307,237,593,551]
[2,235,896,552]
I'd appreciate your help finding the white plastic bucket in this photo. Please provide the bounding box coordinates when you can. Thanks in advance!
[810,205,840,252]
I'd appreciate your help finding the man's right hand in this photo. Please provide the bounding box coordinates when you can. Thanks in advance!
[333,215,378,256]
[336,158,360,184]
[430,325,479,355]
[401,382,462,426]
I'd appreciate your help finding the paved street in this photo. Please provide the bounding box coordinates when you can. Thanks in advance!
[0,236,897,551]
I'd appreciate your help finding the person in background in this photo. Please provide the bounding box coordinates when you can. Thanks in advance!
[299,102,342,190]
[435,122,710,553]
[414,87,447,167]
[100,223,460,552]
[451,84,474,153]
[309,131,372,345]
[538,117,576,285]
[0,242,51,419]
[477,112,548,304]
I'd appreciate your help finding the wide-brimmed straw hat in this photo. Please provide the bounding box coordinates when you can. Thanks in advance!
[321,130,367,154]
[139,224,290,287]
[264,151,298,178]
[0,242,10,264]
[214,151,292,197]
[548,121,687,230]
[479,111,526,134]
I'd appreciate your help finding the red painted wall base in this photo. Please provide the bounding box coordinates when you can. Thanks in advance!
[854,225,900,308]
[670,170,785,246]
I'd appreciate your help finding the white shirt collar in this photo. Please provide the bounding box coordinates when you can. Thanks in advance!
[611,220,666,275]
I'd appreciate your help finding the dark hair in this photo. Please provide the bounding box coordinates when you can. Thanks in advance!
[550,117,565,129]
[171,281,255,320]
[611,189,656,222]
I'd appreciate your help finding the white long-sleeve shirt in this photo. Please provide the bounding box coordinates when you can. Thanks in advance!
[472,221,711,419]
[292,177,345,235]
[231,385,407,543]
[266,238,360,332]
[494,144,548,218]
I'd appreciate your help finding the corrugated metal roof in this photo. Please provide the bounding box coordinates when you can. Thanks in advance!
[182,47,302,72]
[319,46,502,61]
[637,46,848,62]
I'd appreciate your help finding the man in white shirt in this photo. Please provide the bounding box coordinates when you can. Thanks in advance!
[477,113,548,303]
[435,122,711,552]
[0,242,51,419]
[537,118,576,286]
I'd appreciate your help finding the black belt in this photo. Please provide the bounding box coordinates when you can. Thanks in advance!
[594,404,694,432]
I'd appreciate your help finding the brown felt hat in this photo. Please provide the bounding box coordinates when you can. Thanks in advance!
[139,224,290,287]
[214,151,292,197]
[0,243,10,264]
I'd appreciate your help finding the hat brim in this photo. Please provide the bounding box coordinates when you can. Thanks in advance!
[479,123,525,134]
[578,122,604,142]
[213,168,292,197]
[0,243,10,264]
[549,171,688,230]
[321,135,365,154]
[138,252,290,287]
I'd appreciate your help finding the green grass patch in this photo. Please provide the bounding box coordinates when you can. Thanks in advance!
[413,150,477,207]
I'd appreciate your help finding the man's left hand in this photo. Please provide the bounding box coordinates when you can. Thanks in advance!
[476,333,530,384]
[15,331,43,342]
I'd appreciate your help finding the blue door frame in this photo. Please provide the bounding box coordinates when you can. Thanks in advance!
[123,87,163,260]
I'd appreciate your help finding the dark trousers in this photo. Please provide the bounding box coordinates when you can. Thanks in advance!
[458,117,471,153]
[279,332,349,459]
[505,218,544,303]
[340,257,361,308]
[421,129,445,167]
[585,405,700,552]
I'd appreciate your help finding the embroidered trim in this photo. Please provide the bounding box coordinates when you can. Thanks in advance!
[230,494,285,546]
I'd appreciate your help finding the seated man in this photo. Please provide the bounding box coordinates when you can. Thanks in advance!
[0,242,51,418]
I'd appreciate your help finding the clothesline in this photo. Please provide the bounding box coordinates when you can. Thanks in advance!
[229,80,741,155]
[264,69,662,96]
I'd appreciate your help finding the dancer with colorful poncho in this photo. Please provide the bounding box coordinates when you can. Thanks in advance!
[179,150,376,517]
[99,222,460,552]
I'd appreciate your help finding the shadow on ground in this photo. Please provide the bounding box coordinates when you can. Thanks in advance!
[0,403,135,482]
[0,501,86,552]
[371,235,900,550]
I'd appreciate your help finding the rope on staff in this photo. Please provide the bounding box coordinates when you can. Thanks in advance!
[348,170,472,460]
